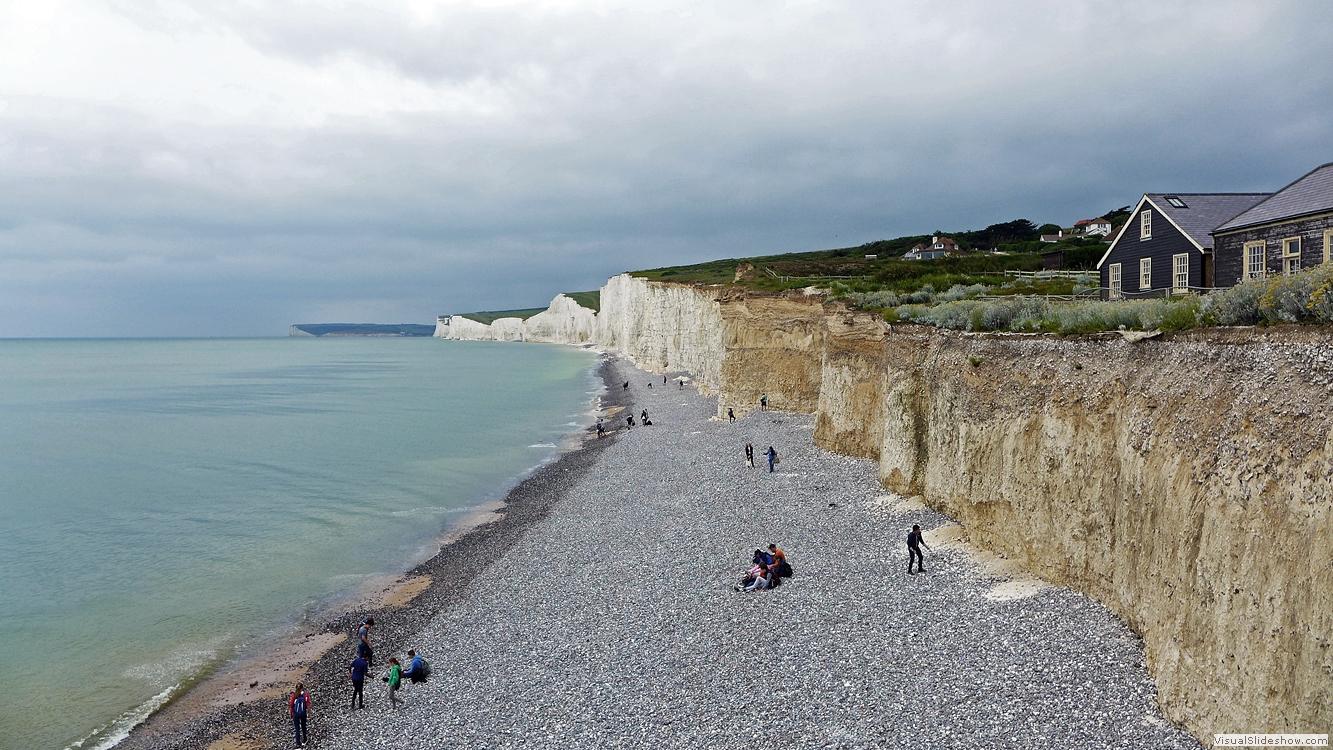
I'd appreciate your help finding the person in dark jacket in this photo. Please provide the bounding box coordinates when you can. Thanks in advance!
[349,654,369,709]
[403,650,427,683]
[907,524,931,574]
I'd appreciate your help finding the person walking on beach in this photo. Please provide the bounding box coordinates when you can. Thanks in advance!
[386,657,403,709]
[357,617,374,667]
[641,409,648,423]
[679,379,683,390]
[626,414,635,429]
[289,683,311,747]
[350,653,369,709]
[907,524,931,574]
[663,375,668,384]
[745,442,754,468]
[760,393,768,411]
[728,408,735,424]
[765,446,778,472]
[596,420,605,438]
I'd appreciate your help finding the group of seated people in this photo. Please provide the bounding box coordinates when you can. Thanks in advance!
[736,543,793,591]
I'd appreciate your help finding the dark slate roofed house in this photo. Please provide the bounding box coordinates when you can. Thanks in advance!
[1095,192,1269,299]
[1211,162,1333,287]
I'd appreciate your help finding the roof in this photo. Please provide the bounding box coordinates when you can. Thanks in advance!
[1096,192,1270,269]
[1088,217,1110,224]
[1214,162,1333,233]
[1145,193,1271,250]
[1074,219,1092,226]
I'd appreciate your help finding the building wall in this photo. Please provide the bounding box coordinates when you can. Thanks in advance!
[1213,213,1333,287]
[1100,203,1200,299]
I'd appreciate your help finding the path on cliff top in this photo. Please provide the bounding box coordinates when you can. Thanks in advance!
[321,358,1201,750]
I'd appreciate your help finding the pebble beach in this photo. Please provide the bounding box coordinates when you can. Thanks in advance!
[303,356,1201,750]
[121,355,1203,750]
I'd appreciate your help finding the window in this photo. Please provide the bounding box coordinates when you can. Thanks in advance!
[1173,254,1189,291]
[1141,210,1152,239]
[1245,241,1266,280]
[1140,257,1152,289]
[1283,237,1301,276]
[1325,230,1333,265]
[1109,263,1122,299]
[1167,196,1188,209]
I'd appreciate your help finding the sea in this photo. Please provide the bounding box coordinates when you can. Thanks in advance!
[0,338,601,750]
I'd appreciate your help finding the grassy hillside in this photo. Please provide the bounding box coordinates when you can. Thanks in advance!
[563,291,601,312]
[630,220,1109,295]
[457,308,549,324]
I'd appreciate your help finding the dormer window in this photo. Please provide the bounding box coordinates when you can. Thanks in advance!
[1166,196,1187,209]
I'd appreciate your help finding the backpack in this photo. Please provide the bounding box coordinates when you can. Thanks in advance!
[419,657,431,679]
[293,693,307,717]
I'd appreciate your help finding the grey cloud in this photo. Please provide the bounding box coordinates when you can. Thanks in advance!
[2,1,1331,336]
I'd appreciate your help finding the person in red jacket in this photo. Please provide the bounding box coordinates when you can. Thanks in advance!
[289,683,311,747]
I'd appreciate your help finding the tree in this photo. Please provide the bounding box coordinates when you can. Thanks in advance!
[1102,205,1132,226]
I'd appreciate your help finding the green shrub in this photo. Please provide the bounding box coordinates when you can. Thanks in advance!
[1206,281,1264,325]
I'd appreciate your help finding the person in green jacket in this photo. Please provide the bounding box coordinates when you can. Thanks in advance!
[386,657,403,709]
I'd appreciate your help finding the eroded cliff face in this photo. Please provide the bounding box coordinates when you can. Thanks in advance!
[523,295,598,344]
[595,275,828,417]
[816,317,1333,739]
[714,291,828,419]
[596,274,727,392]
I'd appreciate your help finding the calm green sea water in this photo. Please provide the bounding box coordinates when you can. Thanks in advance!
[0,339,599,750]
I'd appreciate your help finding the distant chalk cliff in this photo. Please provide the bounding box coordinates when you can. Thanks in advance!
[288,323,435,337]
[435,293,598,344]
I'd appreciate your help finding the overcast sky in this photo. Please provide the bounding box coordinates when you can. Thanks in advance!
[1,0,1330,336]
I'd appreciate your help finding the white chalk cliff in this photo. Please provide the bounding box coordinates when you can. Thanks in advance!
[436,293,597,343]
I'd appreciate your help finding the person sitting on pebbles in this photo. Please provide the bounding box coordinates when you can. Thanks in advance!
[767,543,792,578]
[737,551,784,591]
[741,562,772,591]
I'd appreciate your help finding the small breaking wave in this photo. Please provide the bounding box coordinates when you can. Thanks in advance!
[64,683,178,750]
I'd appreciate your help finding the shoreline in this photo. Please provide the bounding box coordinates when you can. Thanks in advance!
[312,356,1200,749]
[114,354,626,750]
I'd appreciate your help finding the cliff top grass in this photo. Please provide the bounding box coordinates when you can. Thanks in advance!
[630,223,1108,297]
[563,290,601,312]
[882,264,1333,334]
[457,308,549,324]
[633,250,1090,295]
